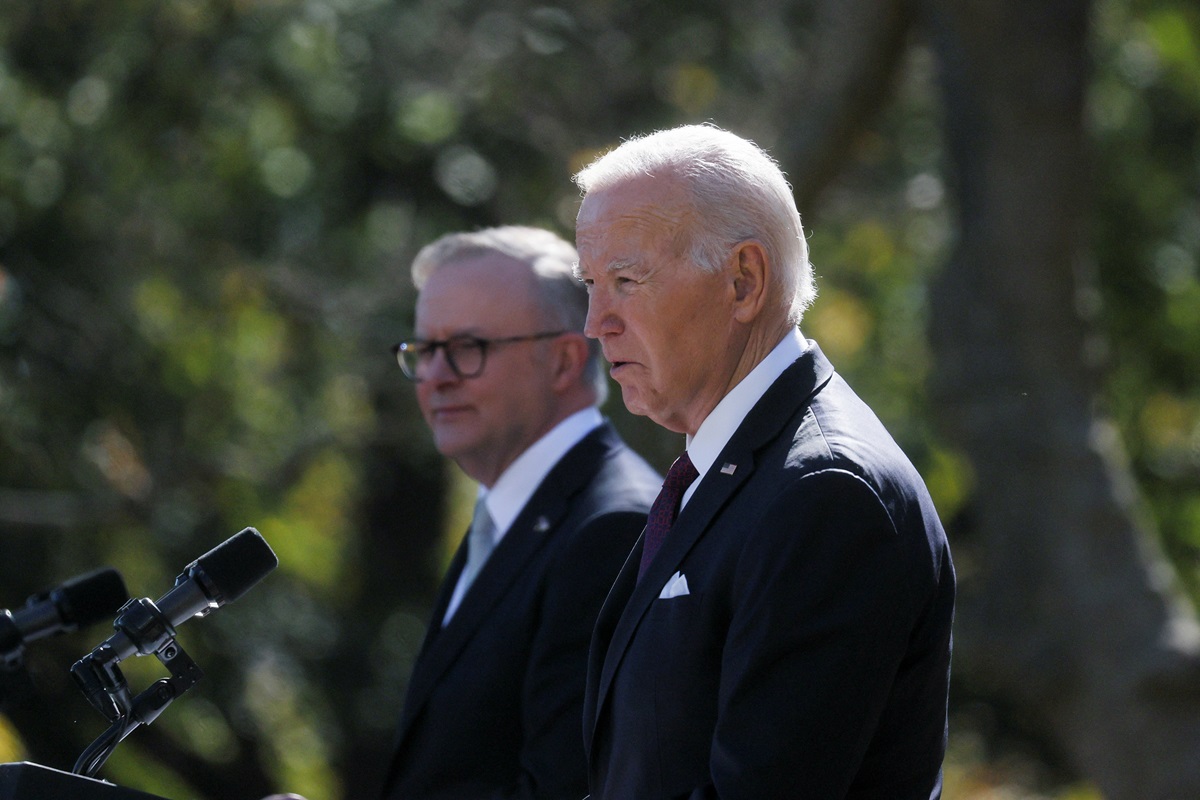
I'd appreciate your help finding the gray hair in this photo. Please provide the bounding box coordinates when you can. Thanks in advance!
[411,225,609,404]
[573,124,815,325]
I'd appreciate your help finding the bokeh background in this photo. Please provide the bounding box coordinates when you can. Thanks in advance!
[1,0,1198,798]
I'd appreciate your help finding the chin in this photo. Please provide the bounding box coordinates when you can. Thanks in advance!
[617,386,649,418]
[431,429,475,460]
[632,399,687,435]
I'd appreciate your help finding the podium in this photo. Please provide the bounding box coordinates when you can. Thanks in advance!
[0,762,171,800]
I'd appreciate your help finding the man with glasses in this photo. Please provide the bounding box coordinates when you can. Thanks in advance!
[379,226,660,800]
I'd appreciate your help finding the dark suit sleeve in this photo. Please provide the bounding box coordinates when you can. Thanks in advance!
[509,510,645,800]
[691,470,941,799]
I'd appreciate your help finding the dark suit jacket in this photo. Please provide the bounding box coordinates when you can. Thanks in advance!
[585,344,955,800]
[381,421,660,800]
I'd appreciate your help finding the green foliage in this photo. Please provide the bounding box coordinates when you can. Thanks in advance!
[0,0,1197,797]
[1092,0,1200,597]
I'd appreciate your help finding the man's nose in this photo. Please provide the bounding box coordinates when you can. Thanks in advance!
[584,290,619,339]
[421,346,460,384]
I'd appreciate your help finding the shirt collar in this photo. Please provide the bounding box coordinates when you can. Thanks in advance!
[686,329,807,487]
[479,407,604,541]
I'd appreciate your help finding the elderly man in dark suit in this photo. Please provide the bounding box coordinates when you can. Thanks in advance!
[573,124,955,799]
[378,226,660,799]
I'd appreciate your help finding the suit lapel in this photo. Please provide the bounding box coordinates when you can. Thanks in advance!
[589,452,751,730]
[397,424,618,742]
[589,346,835,738]
[414,545,467,656]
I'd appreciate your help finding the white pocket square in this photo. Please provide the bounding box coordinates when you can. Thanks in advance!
[659,571,690,599]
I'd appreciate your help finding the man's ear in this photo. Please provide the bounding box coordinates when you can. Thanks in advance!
[551,333,590,391]
[731,240,769,324]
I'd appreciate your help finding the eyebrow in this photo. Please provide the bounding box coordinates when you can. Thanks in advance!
[573,258,640,281]
[412,327,486,341]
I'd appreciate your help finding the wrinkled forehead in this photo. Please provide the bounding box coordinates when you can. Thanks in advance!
[575,177,695,265]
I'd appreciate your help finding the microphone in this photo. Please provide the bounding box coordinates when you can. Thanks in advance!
[0,568,129,669]
[70,527,278,777]
[88,527,279,665]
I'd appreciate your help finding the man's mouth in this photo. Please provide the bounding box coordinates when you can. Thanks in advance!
[431,404,472,419]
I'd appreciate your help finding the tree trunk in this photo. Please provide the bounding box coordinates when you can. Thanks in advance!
[923,0,1200,795]
[780,0,917,209]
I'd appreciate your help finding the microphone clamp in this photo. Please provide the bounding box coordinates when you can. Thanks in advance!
[71,630,204,776]
[111,597,179,659]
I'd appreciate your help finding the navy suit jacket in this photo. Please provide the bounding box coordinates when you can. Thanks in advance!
[584,344,955,800]
[381,421,660,800]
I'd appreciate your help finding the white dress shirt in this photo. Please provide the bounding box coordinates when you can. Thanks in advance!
[442,407,604,623]
[682,329,808,508]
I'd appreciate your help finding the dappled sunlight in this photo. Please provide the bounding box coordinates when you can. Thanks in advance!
[0,715,25,763]
[244,655,342,800]
[808,289,874,363]
[266,451,359,594]
[0,0,1197,796]
[944,724,1103,800]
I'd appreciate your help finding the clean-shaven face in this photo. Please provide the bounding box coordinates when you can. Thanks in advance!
[575,175,740,436]
[413,253,562,486]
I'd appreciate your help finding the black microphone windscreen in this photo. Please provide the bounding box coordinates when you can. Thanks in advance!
[58,568,129,629]
[193,528,279,604]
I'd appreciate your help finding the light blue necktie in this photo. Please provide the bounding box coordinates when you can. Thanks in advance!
[459,497,496,595]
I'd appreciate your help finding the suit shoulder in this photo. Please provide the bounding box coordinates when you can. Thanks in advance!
[788,377,919,478]
[588,440,662,513]
[546,443,656,562]
[777,376,945,542]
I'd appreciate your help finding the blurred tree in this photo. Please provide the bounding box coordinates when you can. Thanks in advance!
[772,0,1200,795]
[0,0,1197,798]
[917,1,1200,796]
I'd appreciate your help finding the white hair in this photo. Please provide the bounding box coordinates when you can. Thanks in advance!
[410,225,608,403]
[574,124,815,324]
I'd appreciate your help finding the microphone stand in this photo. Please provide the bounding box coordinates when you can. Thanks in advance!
[70,601,204,778]
[0,613,25,673]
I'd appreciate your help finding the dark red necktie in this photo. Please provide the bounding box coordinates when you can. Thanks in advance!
[638,452,700,582]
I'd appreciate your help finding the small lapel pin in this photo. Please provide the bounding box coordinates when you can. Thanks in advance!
[533,516,551,533]
[720,462,737,475]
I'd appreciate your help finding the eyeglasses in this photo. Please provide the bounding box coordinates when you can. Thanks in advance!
[392,331,567,382]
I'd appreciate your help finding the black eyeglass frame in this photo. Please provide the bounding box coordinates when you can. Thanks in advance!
[391,330,568,382]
